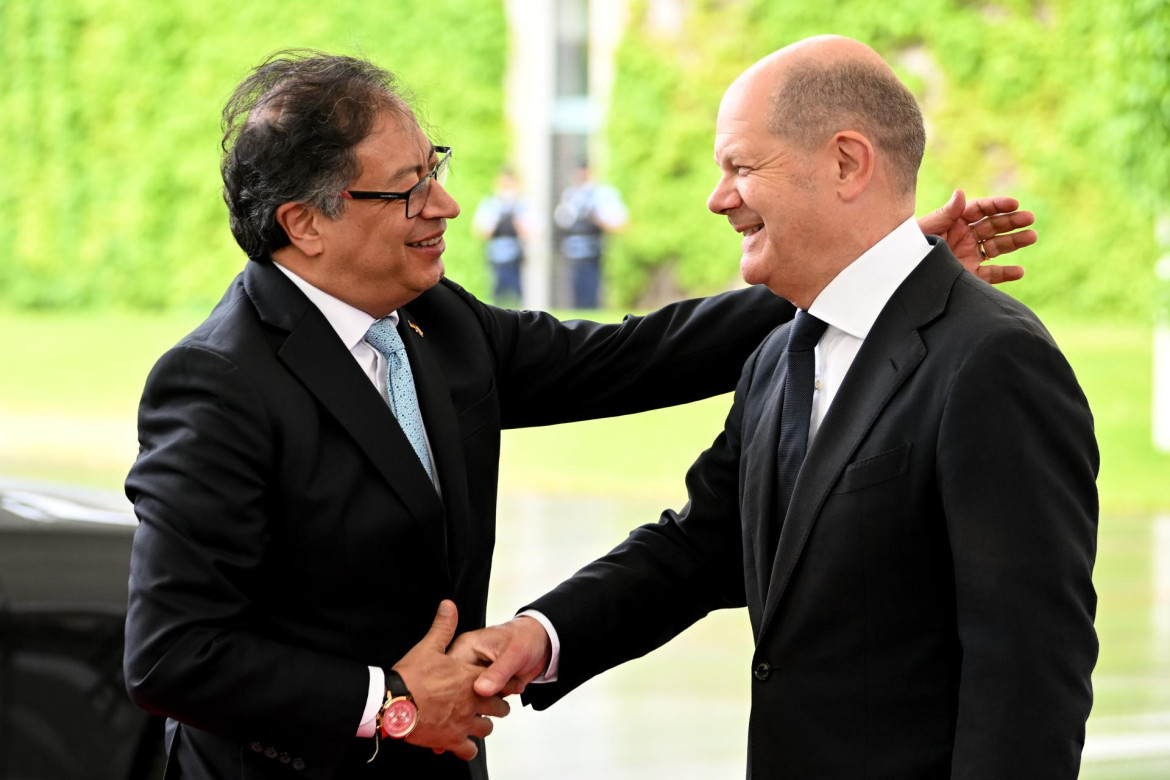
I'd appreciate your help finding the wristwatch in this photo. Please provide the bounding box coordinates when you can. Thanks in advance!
[377,670,418,740]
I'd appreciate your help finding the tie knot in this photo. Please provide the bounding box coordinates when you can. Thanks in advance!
[364,318,405,359]
[788,310,828,352]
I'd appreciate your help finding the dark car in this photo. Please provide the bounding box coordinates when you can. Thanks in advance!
[0,478,164,779]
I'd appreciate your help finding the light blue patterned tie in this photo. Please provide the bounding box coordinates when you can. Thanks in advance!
[364,318,434,483]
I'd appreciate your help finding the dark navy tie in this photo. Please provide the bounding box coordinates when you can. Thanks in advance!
[776,310,829,522]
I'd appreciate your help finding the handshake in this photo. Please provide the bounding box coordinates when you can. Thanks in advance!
[387,599,553,761]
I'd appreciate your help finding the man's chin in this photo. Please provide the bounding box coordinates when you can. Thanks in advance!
[739,254,769,288]
[419,261,446,292]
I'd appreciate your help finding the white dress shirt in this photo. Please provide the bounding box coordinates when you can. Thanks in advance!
[272,262,439,738]
[805,216,932,443]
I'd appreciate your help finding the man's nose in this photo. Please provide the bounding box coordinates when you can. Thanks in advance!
[707,175,740,214]
[423,180,461,220]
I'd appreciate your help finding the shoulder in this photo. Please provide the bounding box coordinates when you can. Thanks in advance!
[940,273,1060,353]
[926,277,1088,418]
[156,274,257,358]
[405,278,507,350]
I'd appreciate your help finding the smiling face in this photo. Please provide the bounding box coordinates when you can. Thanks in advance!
[305,111,460,316]
[707,71,836,302]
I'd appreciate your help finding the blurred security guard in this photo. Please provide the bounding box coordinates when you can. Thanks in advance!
[554,162,628,309]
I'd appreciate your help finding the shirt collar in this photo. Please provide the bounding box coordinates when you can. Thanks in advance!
[807,216,931,340]
[272,261,398,351]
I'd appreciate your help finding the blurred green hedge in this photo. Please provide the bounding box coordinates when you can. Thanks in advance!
[0,0,507,309]
[3,1,1167,319]
[602,0,1170,320]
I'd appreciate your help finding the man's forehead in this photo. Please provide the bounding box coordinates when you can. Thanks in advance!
[717,79,769,134]
[713,114,765,160]
[365,119,434,160]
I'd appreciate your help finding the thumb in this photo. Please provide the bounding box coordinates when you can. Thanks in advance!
[938,188,963,221]
[473,641,535,697]
[474,661,512,698]
[423,599,459,652]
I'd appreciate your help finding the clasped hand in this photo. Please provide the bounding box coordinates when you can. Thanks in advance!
[391,600,512,761]
[449,614,553,698]
[393,602,551,761]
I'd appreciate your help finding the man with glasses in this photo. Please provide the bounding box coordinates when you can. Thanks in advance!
[123,49,1034,779]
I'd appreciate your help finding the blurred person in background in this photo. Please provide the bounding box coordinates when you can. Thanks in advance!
[122,48,1035,780]
[472,168,534,307]
[554,161,628,308]
[459,35,1096,780]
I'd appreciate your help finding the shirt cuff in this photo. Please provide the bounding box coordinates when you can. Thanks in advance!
[357,666,385,738]
[517,609,560,683]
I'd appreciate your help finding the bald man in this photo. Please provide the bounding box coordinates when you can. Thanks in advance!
[458,36,1098,778]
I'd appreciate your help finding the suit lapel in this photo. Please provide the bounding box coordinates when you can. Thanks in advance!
[244,262,449,571]
[746,358,788,614]
[757,241,960,639]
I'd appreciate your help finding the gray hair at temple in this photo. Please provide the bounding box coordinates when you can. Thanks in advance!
[220,50,417,261]
[767,58,925,197]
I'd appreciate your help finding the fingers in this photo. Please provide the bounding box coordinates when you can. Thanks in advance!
[445,701,506,760]
[423,600,459,652]
[470,715,495,740]
[977,264,1025,284]
[441,717,497,761]
[969,212,1035,243]
[960,196,1021,223]
[449,626,504,666]
[981,228,1037,258]
[449,737,479,761]
[446,634,481,666]
[476,694,511,719]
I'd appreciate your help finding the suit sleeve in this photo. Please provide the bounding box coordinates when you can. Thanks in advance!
[520,345,764,709]
[455,282,794,427]
[124,345,368,772]
[937,325,1099,778]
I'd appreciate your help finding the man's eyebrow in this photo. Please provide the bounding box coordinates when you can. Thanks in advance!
[387,161,426,186]
[386,145,438,186]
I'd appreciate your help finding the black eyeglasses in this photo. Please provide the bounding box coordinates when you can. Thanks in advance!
[342,146,452,218]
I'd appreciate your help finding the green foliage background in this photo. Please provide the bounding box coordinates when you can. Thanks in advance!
[603,0,1170,319]
[2,0,1168,320]
[0,0,508,309]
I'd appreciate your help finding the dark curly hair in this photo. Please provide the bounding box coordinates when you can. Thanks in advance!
[221,50,417,261]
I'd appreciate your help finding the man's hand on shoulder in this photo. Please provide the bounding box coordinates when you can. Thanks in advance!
[391,601,510,761]
[919,189,1036,284]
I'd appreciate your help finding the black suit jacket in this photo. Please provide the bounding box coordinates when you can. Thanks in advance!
[524,241,1099,779]
[123,258,796,779]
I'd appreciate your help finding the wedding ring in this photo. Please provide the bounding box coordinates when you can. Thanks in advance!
[977,240,989,261]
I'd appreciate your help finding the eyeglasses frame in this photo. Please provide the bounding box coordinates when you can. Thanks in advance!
[341,146,452,218]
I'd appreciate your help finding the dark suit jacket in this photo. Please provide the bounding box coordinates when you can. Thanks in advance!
[123,258,795,780]
[524,241,1099,779]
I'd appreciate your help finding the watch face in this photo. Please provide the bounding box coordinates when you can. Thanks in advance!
[381,698,418,739]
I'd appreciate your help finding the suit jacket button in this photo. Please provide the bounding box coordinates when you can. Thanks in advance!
[278,752,292,764]
[292,758,306,771]
[249,742,264,753]
[264,746,278,759]
[753,661,772,681]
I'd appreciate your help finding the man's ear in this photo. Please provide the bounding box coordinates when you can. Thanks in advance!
[275,202,325,257]
[832,131,874,202]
